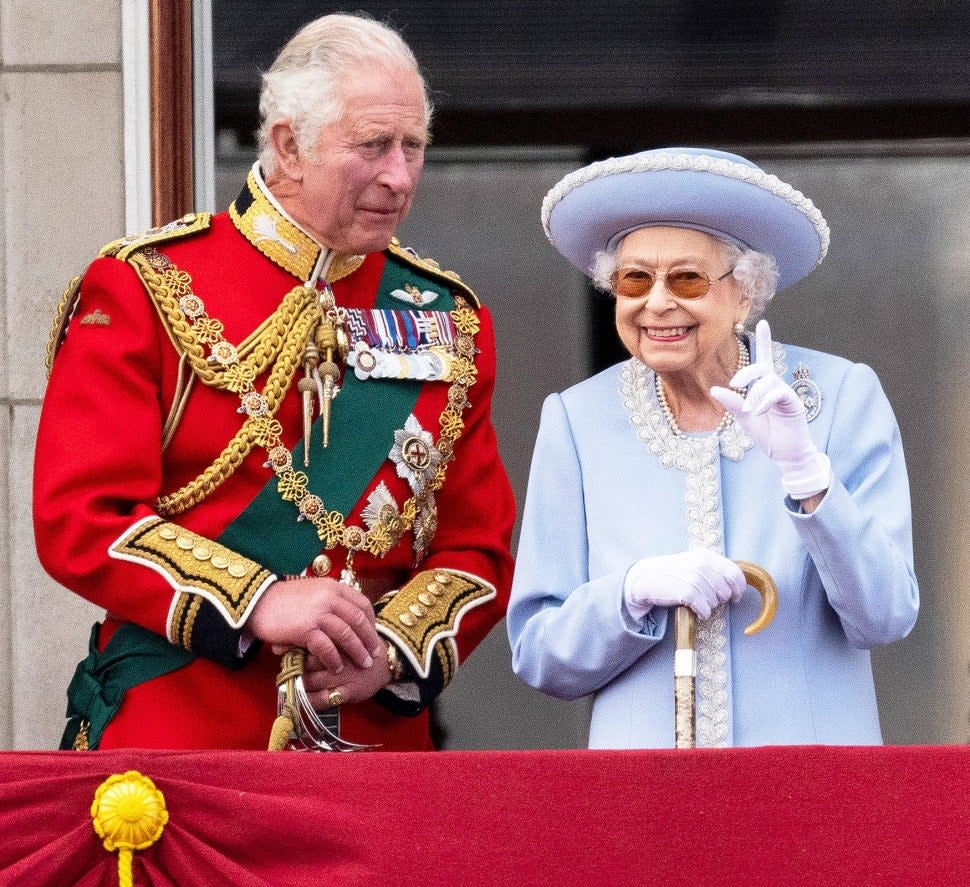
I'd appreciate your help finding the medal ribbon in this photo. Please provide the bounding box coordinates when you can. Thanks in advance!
[217,257,455,575]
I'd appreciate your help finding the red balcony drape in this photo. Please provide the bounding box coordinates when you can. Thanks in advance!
[1,745,967,886]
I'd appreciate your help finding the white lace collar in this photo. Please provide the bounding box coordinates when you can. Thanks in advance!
[620,359,754,467]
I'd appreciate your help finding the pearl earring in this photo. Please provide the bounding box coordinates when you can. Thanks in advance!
[734,322,745,336]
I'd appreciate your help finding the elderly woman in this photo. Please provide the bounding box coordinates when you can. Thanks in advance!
[507,147,919,748]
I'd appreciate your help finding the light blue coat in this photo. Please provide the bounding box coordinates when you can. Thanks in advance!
[507,339,919,748]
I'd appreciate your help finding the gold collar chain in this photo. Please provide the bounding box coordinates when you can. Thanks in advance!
[147,247,482,569]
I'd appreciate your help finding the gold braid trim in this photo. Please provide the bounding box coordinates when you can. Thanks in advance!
[387,237,481,308]
[106,212,211,261]
[436,639,457,687]
[376,569,495,679]
[170,592,202,650]
[45,274,83,377]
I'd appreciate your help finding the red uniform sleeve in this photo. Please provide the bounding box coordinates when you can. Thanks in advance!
[34,257,271,663]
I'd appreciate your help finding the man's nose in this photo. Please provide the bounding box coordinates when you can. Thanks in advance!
[379,144,419,192]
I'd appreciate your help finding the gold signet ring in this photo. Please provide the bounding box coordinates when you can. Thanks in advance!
[328,689,345,707]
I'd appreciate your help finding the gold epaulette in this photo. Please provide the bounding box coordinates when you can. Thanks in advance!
[387,237,481,308]
[100,212,212,262]
[45,214,213,377]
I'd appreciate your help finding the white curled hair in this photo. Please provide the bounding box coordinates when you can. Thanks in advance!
[590,236,779,320]
[257,13,432,175]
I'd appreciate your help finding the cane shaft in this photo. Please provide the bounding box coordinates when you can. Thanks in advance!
[674,676,696,749]
[673,605,698,749]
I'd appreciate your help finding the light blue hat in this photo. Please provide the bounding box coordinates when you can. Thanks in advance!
[541,147,829,292]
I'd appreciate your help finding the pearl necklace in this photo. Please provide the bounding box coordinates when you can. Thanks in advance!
[654,336,750,437]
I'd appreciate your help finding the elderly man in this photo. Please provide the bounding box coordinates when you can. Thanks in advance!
[35,13,515,751]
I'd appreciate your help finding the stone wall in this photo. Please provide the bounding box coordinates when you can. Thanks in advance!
[0,0,123,748]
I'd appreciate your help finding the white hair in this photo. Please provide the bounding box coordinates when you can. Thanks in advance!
[257,13,432,174]
[590,234,779,320]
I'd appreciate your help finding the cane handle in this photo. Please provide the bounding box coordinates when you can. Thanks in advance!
[736,560,778,636]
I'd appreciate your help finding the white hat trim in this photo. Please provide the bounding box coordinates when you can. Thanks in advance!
[541,152,830,263]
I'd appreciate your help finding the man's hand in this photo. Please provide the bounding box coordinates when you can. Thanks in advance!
[247,577,383,672]
[301,642,393,708]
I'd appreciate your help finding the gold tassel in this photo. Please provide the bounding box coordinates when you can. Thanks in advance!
[268,648,307,750]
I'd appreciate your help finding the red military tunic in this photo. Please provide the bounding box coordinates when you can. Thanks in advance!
[35,168,515,750]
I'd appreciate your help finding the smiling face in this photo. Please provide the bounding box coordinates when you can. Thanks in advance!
[267,64,428,255]
[613,226,751,385]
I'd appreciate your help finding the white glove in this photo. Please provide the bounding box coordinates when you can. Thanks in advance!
[623,549,746,621]
[711,319,832,500]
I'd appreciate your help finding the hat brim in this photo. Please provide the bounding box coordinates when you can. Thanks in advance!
[542,151,829,292]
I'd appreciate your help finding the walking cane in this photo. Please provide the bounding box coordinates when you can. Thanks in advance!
[673,560,777,749]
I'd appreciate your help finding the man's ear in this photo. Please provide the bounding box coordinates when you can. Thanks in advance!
[268,120,303,181]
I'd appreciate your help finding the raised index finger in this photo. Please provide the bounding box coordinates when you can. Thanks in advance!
[754,318,774,367]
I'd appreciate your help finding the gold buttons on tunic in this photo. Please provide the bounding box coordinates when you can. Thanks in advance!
[176,535,194,550]
[158,526,178,540]
[409,603,427,617]
[192,545,212,561]
[418,592,435,607]
[227,563,248,578]
[434,572,452,585]
[311,554,332,577]
[399,613,416,627]
[211,554,230,569]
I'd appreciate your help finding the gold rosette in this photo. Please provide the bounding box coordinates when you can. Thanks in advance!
[91,770,168,887]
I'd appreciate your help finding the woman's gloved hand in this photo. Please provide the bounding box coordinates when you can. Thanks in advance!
[711,319,831,500]
[622,549,746,621]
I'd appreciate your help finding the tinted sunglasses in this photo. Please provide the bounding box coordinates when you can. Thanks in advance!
[610,266,735,300]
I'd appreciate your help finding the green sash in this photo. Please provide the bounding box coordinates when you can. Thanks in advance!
[218,255,455,575]
[61,623,194,749]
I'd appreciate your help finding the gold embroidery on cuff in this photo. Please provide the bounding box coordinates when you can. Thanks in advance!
[170,592,189,644]
[111,517,270,626]
[171,592,203,651]
[436,638,458,688]
[375,569,494,679]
